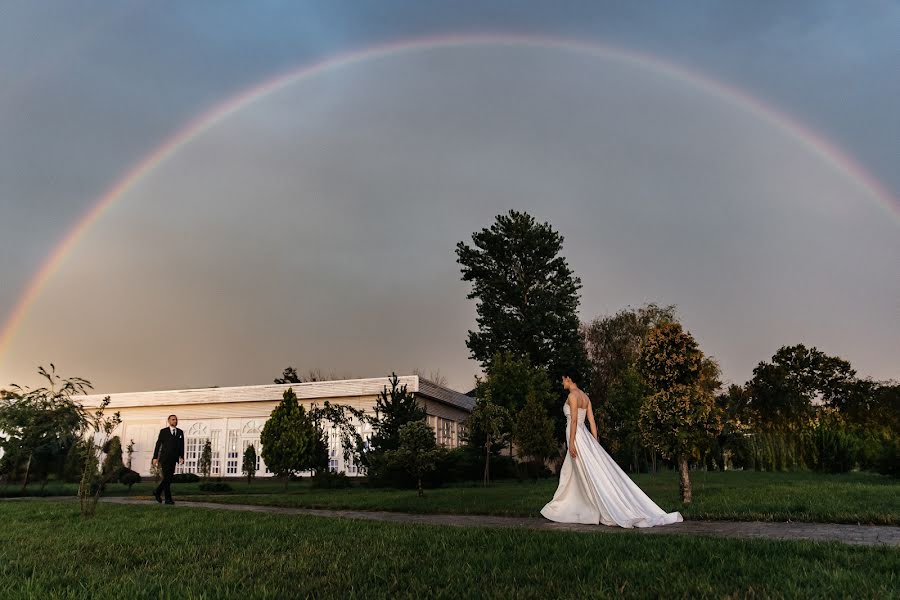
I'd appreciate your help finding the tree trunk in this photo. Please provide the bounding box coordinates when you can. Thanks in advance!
[678,455,692,504]
[21,453,32,491]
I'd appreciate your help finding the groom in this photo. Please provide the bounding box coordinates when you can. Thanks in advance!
[152,414,184,505]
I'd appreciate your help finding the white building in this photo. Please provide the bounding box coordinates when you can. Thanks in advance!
[78,376,474,478]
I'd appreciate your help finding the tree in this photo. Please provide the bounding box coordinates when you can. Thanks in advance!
[473,353,557,452]
[388,421,443,497]
[79,395,121,517]
[242,444,257,485]
[638,323,722,504]
[260,388,319,487]
[367,373,427,456]
[0,365,90,489]
[307,401,370,472]
[463,393,511,486]
[125,439,135,469]
[199,439,212,480]
[274,366,303,384]
[581,304,678,473]
[513,389,557,476]
[748,344,857,432]
[456,209,590,387]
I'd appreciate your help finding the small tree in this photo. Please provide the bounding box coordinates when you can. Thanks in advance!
[368,373,427,455]
[389,421,442,497]
[464,393,511,486]
[78,395,121,517]
[125,439,135,469]
[260,388,319,488]
[100,436,125,487]
[199,439,212,480]
[242,444,257,485]
[149,460,162,483]
[513,389,557,477]
[638,323,722,503]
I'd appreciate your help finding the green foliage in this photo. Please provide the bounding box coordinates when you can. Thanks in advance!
[118,468,141,490]
[199,439,212,480]
[307,400,369,470]
[198,482,232,492]
[513,389,557,469]
[260,387,321,481]
[0,365,91,488]
[747,344,856,431]
[242,444,257,484]
[472,352,558,445]
[456,209,589,386]
[101,436,124,485]
[78,394,121,517]
[367,373,427,456]
[383,421,444,496]
[311,470,352,489]
[638,322,704,391]
[172,473,200,483]
[464,393,512,486]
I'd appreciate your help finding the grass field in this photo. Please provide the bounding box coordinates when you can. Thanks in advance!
[5,471,898,525]
[1,500,897,599]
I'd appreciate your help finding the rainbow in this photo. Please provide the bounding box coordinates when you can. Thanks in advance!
[1,33,897,365]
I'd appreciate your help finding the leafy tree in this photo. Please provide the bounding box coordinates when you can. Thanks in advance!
[456,209,589,387]
[0,365,90,489]
[638,323,722,503]
[473,353,557,452]
[307,401,369,472]
[604,365,650,472]
[199,439,212,480]
[274,366,303,384]
[242,444,257,485]
[513,389,557,475]
[387,421,443,497]
[260,388,319,487]
[78,395,121,517]
[463,393,511,486]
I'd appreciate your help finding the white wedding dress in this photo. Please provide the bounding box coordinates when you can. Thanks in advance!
[540,402,683,528]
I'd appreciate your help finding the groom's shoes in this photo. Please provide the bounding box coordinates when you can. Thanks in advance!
[164,500,175,505]
[153,491,162,503]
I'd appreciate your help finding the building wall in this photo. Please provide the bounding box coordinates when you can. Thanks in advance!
[114,394,468,477]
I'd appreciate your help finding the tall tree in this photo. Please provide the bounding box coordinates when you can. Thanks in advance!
[260,388,319,487]
[513,389,557,475]
[367,373,427,456]
[199,439,212,480]
[747,344,857,431]
[242,444,257,485]
[456,209,589,386]
[638,323,722,503]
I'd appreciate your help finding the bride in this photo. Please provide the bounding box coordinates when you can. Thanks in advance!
[540,375,683,528]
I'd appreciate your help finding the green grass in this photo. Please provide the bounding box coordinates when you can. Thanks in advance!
[189,471,898,525]
[6,471,898,524]
[1,500,896,599]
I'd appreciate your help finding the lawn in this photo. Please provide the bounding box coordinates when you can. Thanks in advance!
[1,500,896,599]
[5,471,898,525]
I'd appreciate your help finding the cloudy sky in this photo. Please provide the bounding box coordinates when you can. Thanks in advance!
[1,1,898,394]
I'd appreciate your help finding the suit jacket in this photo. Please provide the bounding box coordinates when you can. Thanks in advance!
[153,427,185,465]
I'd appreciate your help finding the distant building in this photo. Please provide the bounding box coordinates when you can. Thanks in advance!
[78,376,474,477]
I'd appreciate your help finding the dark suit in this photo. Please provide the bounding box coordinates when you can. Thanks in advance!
[152,427,184,502]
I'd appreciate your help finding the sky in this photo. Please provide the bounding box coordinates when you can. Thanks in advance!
[1,1,898,395]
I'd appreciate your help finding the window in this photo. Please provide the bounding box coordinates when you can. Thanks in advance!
[210,430,221,475]
[242,439,261,473]
[434,417,456,448]
[226,429,239,474]
[178,422,208,474]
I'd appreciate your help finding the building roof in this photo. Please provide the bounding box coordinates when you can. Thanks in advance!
[77,375,474,412]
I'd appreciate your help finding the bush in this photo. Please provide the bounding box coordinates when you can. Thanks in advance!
[875,437,900,477]
[117,468,141,490]
[198,482,233,492]
[172,473,200,483]
[311,470,352,489]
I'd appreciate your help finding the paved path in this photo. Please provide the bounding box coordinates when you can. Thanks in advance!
[91,497,899,547]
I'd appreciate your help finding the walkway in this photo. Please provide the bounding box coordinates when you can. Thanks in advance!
[96,497,900,547]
